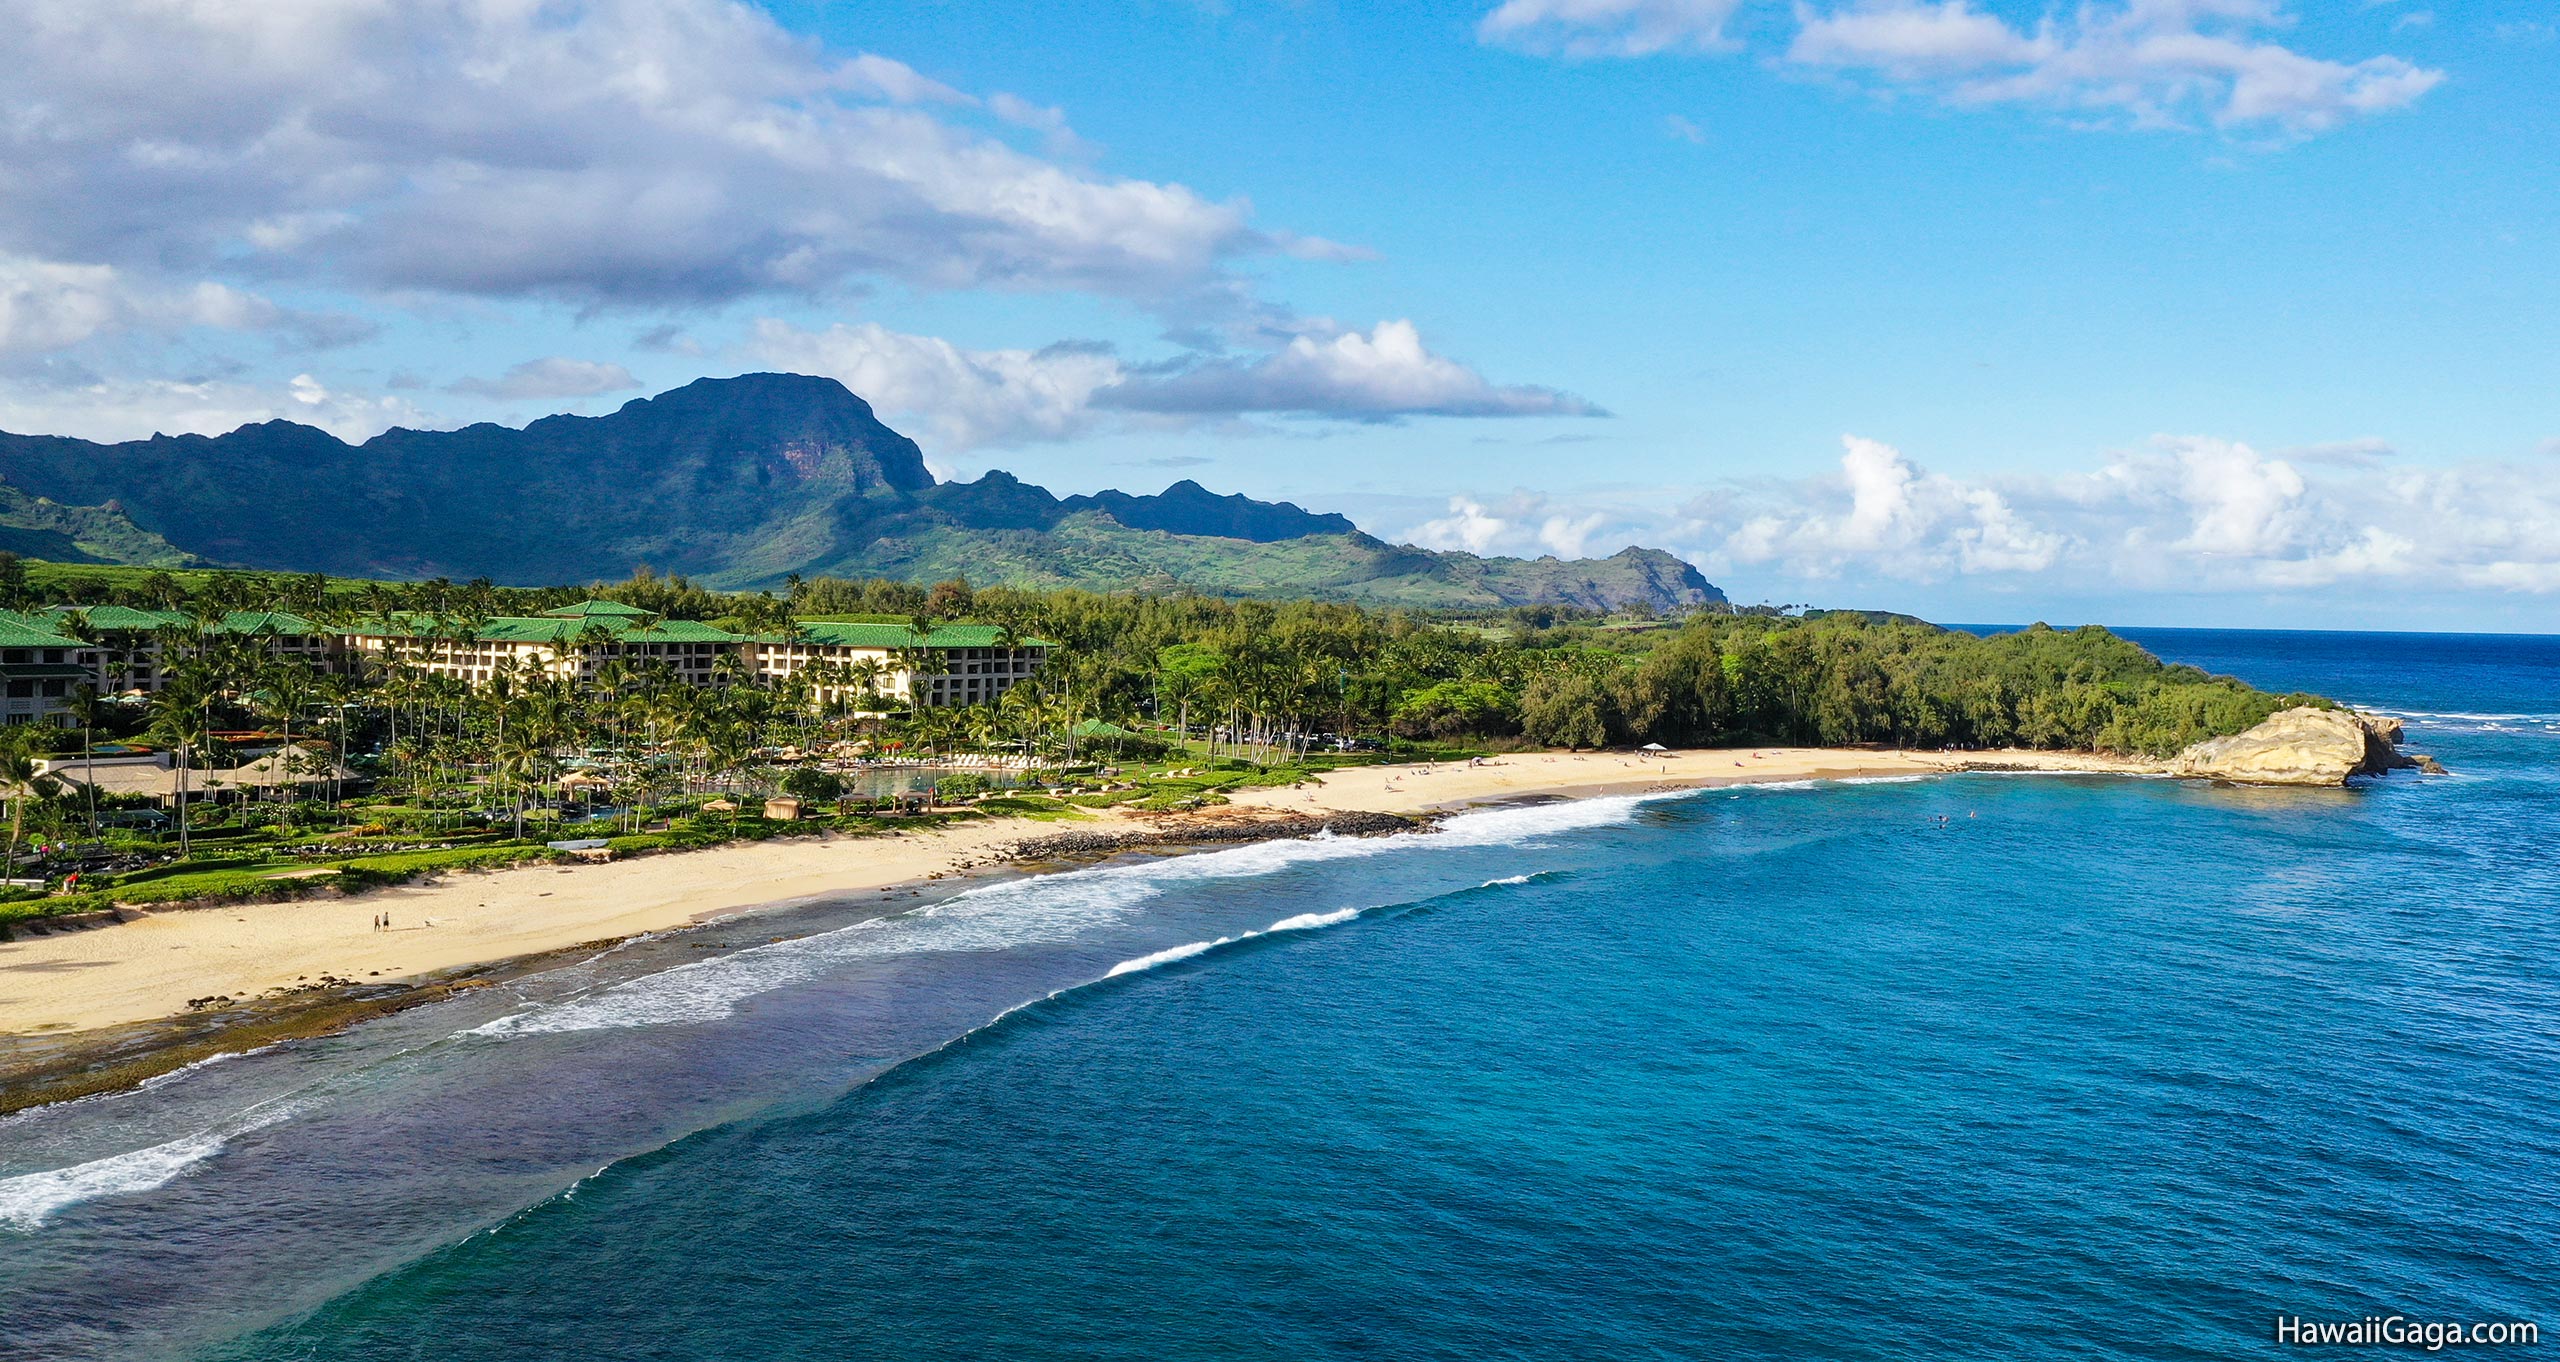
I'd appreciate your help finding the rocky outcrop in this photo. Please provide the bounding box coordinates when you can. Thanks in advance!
[2167,707,2426,787]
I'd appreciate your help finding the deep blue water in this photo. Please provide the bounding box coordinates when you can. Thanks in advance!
[3,629,2555,1361]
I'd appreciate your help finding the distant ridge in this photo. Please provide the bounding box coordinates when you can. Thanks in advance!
[0,374,1724,611]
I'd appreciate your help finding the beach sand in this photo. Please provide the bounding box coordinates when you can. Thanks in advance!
[0,819,1035,1041]
[0,746,2156,1045]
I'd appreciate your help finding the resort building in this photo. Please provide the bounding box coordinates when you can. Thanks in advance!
[32,606,340,694]
[0,615,104,727]
[7,597,1052,710]
[338,601,742,687]
[748,621,1052,708]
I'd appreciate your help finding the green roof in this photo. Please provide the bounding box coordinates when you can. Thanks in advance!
[541,600,657,619]
[44,604,182,631]
[213,610,324,636]
[352,613,743,645]
[41,605,325,636]
[766,621,1049,649]
[0,616,87,649]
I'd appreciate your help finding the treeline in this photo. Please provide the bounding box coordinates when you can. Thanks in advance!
[949,586,2313,757]
[12,558,2312,757]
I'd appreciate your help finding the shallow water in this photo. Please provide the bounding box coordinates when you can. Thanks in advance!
[2,628,2554,1361]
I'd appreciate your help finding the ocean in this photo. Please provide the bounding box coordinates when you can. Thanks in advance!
[1,628,2553,1361]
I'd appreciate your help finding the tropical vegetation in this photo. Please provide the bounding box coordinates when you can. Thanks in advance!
[0,559,2316,926]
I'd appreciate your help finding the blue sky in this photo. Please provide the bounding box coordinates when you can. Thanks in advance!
[1,1,2554,629]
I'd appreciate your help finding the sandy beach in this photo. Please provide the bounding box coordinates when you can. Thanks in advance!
[0,746,2156,1053]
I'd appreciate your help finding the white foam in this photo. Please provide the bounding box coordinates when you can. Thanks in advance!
[2378,709,2557,723]
[0,1097,307,1232]
[1263,906,1361,933]
[1105,939,1220,977]
[1482,874,1535,887]
[0,1132,225,1231]
[135,1043,278,1093]
[476,799,1657,1037]
[1837,774,1931,785]
[1104,906,1364,979]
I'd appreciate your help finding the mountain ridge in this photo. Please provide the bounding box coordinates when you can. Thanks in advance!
[0,374,1724,611]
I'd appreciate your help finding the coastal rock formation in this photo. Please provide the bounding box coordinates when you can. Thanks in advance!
[1004,810,1420,864]
[2168,707,2420,786]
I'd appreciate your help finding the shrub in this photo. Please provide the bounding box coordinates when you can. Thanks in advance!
[781,767,847,803]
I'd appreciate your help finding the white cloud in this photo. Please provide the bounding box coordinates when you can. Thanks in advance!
[1789,0,2048,74]
[447,358,643,402]
[1380,433,2560,596]
[0,253,371,358]
[1410,494,1622,559]
[750,317,1600,450]
[1720,434,2062,577]
[1787,0,2445,135]
[1479,0,1747,57]
[987,92,1093,158]
[1480,0,2442,136]
[0,0,1300,311]
[2164,435,2308,555]
[749,320,1127,451]
[0,374,426,444]
[1105,320,1602,420]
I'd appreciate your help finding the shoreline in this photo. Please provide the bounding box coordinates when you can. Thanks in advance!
[0,746,2156,1113]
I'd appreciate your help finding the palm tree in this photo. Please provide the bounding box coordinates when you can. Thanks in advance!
[64,683,106,839]
[148,668,218,857]
[0,730,61,875]
[253,660,324,829]
[490,722,548,842]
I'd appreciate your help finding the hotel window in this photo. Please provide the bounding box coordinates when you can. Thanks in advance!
[6,681,30,698]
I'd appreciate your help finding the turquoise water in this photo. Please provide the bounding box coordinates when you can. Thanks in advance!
[2,630,2554,1360]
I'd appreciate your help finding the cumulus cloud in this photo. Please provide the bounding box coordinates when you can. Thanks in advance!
[0,0,1307,312]
[0,373,426,444]
[748,321,1128,450]
[1381,433,2560,594]
[750,318,1600,450]
[1721,434,2063,575]
[1410,493,1619,559]
[447,358,643,402]
[0,254,373,358]
[1787,0,2444,135]
[1479,0,1748,56]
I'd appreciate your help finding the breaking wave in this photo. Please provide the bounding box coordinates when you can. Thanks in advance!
[0,1098,308,1232]
[1104,907,1363,980]
[472,797,1662,1038]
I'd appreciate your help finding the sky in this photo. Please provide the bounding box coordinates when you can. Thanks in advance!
[0,0,2554,631]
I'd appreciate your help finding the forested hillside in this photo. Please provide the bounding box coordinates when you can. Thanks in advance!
[0,375,1722,611]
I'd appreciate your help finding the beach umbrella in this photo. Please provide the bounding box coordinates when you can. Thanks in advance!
[1639,742,1669,753]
